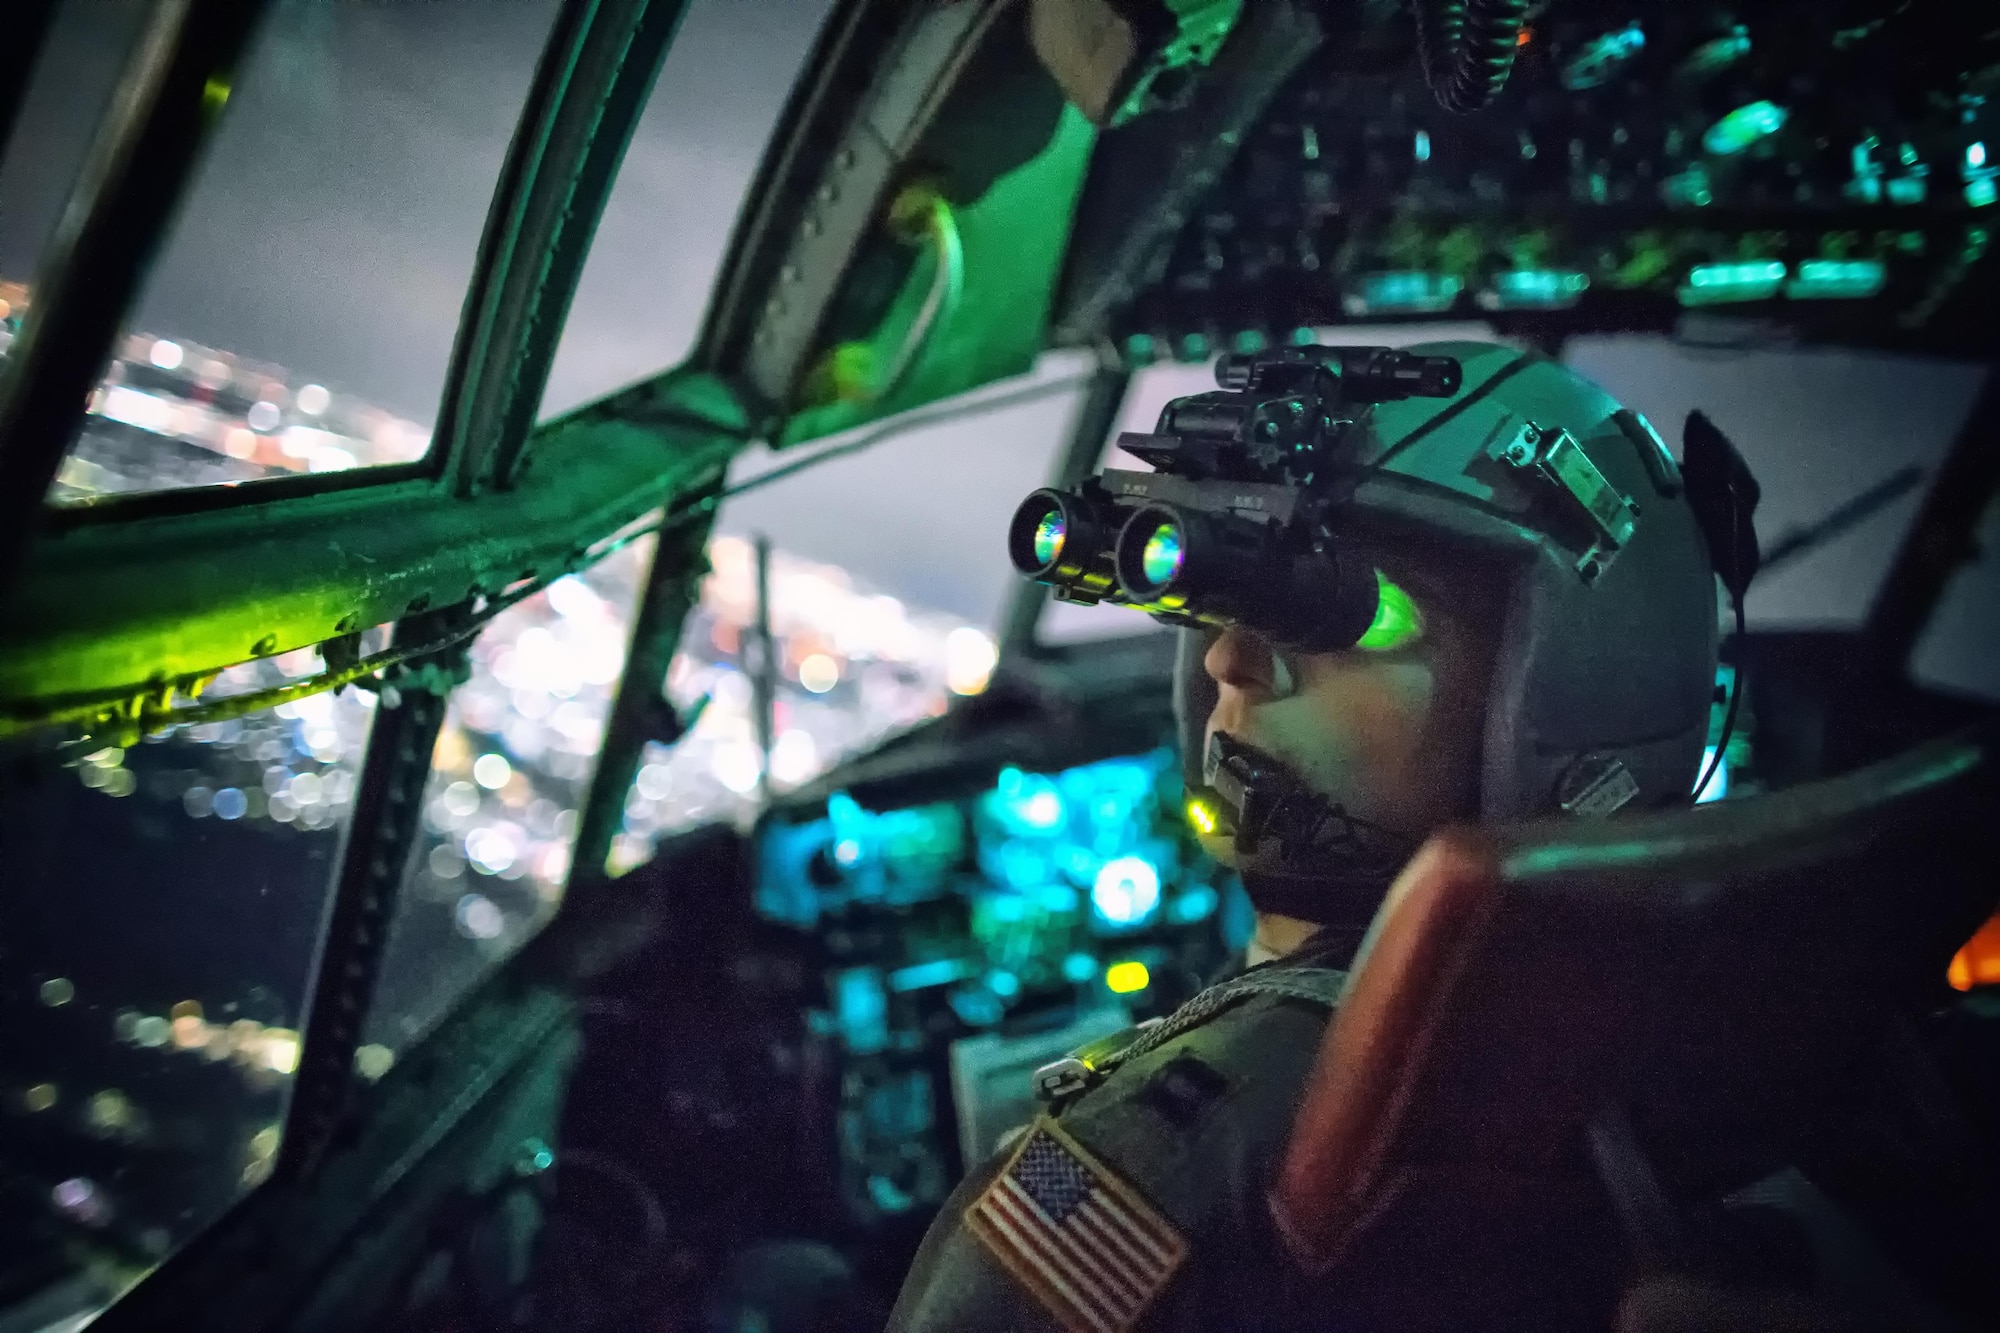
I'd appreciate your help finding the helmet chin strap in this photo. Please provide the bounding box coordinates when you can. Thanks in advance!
[1197,731,1419,927]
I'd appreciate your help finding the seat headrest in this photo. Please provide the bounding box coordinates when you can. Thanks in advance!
[1270,724,1999,1274]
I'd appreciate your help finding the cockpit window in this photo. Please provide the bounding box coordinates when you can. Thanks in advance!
[601,360,1088,870]
[360,532,657,1057]
[1912,490,1999,704]
[609,536,992,871]
[0,3,149,287]
[0,684,376,1323]
[538,0,839,420]
[1566,337,1986,632]
[6,0,562,503]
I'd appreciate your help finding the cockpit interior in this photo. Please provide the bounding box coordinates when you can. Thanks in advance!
[0,1,1996,1329]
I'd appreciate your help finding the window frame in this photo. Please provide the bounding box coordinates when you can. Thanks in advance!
[0,0,737,1208]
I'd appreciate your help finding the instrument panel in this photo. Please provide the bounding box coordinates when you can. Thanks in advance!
[754,747,1244,1222]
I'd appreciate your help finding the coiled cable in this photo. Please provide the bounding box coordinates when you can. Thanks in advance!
[1412,0,1530,113]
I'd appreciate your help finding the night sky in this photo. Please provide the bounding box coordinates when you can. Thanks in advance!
[0,0,1991,694]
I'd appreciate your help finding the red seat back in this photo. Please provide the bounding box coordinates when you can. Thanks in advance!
[1268,727,1998,1322]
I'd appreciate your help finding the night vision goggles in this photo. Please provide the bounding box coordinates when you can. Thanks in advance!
[1007,345,1461,651]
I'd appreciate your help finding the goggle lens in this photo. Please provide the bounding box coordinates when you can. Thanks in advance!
[1139,522,1185,587]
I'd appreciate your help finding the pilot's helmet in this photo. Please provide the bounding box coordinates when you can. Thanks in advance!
[1175,341,1720,822]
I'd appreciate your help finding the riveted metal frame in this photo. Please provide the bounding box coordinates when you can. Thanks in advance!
[278,667,460,1184]
[567,497,720,891]
[691,0,909,390]
[279,0,703,1175]
[449,0,698,494]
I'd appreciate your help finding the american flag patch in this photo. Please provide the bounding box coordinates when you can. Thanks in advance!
[965,1117,1188,1333]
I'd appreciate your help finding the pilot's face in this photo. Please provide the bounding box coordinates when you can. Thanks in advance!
[1199,552,1495,864]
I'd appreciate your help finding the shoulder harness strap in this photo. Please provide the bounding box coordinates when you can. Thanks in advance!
[1034,965,1349,1109]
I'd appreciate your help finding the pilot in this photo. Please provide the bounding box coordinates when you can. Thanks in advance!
[888,341,1724,1332]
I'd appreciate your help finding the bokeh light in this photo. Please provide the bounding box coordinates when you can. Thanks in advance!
[945,626,997,696]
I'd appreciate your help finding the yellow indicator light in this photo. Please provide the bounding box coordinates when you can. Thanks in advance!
[1185,796,1217,835]
[1105,960,1151,994]
[201,76,232,119]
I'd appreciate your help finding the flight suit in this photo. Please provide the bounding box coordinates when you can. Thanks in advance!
[888,932,1360,1333]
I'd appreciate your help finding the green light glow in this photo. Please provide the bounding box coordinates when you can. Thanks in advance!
[1679,260,1785,305]
[1346,271,1462,317]
[1787,259,1886,300]
[1704,101,1788,155]
[1482,269,1590,310]
[1031,511,1066,565]
[1140,523,1184,587]
[1356,570,1423,652]
[1682,26,1749,76]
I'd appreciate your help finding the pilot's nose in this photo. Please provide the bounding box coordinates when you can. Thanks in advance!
[1204,626,1291,698]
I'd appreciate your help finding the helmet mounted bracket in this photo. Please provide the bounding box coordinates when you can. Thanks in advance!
[1491,420,1643,585]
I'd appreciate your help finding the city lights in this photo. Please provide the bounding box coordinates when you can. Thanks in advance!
[1,294,435,502]
[945,626,997,696]
[12,287,1045,1274]
[610,540,994,875]
[354,1044,396,1081]
[472,753,513,790]
[770,729,821,785]
[799,652,840,693]
[455,892,506,940]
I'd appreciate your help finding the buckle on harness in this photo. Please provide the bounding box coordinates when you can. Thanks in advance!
[1032,1057,1095,1105]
